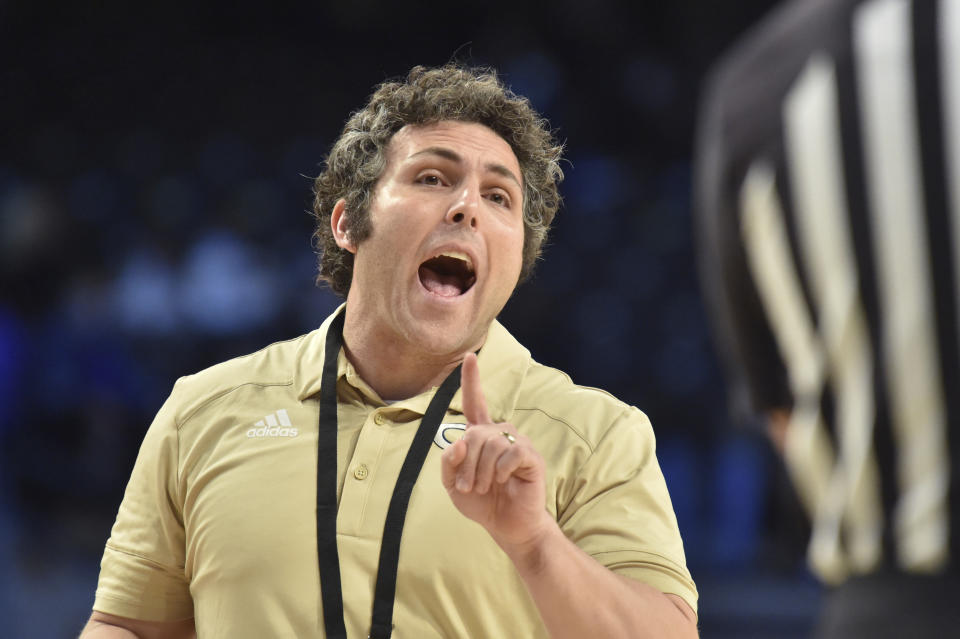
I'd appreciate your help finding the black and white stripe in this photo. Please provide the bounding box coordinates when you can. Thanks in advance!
[697,0,960,583]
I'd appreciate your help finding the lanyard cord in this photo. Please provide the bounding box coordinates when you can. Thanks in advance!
[317,310,347,638]
[316,310,462,638]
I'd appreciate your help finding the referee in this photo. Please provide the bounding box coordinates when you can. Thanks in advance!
[695,0,960,636]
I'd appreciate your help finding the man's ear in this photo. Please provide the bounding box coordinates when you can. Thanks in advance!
[331,199,357,254]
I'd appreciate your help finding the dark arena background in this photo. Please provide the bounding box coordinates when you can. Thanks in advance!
[0,1,821,636]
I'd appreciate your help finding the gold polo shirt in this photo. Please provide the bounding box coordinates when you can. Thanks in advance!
[94,308,697,637]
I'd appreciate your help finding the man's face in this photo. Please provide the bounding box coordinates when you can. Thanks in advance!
[338,121,525,358]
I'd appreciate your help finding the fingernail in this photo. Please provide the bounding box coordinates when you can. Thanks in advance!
[457,478,469,492]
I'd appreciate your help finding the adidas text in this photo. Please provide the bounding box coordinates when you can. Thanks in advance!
[247,426,299,438]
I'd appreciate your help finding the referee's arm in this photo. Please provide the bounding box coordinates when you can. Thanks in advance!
[693,38,797,433]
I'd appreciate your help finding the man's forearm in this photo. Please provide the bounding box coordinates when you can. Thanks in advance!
[79,612,195,639]
[79,619,139,639]
[503,523,699,639]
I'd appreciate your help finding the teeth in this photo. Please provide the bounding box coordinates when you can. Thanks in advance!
[437,251,473,270]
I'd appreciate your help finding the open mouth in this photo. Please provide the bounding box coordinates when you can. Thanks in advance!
[418,251,477,297]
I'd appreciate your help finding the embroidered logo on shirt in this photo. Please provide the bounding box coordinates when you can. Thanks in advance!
[433,422,466,449]
[247,409,299,438]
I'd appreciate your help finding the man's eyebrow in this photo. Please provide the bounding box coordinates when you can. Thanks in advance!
[486,163,522,189]
[408,147,522,188]
[409,146,462,163]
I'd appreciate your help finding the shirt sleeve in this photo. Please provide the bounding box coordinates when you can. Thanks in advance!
[93,380,194,621]
[694,0,857,426]
[557,407,699,615]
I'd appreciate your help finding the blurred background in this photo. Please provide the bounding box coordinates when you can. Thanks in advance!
[1,1,822,636]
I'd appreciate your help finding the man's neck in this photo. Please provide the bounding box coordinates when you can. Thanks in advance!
[340,307,482,401]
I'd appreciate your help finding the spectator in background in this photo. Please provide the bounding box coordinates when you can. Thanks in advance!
[695,0,960,636]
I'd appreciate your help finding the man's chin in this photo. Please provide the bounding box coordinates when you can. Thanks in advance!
[404,314,484,359]
[414,330,480,359]
[403,290,499,356]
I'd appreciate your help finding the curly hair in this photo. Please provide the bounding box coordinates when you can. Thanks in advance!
[311,64,565,296]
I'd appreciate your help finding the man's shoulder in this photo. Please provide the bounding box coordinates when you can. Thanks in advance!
[515,360,643,446]
[164,331,316,427]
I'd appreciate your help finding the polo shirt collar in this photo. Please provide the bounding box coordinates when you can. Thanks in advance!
[294,305,531,422]
[293,304,345,403]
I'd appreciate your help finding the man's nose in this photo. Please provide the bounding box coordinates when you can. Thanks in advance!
[444,185,480,228]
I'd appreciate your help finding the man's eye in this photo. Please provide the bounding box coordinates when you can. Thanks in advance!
[488,192,510,207]
[419,174,442,186]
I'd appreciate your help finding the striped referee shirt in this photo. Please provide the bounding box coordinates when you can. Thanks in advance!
[695,0,960,583]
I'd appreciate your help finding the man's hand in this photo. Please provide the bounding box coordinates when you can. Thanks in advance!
[440,354,699,638]
[441,353,552,551]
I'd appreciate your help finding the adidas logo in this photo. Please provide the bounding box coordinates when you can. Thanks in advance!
[247,409,299,438]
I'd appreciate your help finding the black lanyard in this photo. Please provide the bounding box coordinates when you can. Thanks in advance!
[316,310,462,639]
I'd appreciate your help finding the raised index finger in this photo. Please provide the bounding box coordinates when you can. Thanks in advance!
[460,352,492,426]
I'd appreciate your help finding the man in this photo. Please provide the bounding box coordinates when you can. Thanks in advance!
[695,0,960,636]
[82,64,697,638]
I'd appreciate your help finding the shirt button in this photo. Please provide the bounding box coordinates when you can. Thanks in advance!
[374,413,385,426]
[353,464,369,480]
